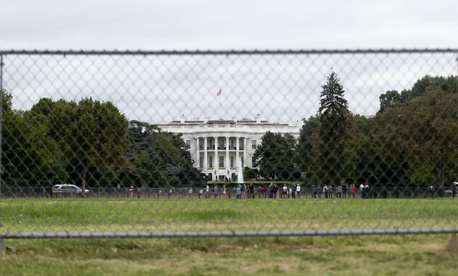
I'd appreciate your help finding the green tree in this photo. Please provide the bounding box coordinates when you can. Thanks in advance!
[378,75,457,112]
[295,115,321,185]
[372,87,458,188]
[126,120,201,187]
[253,131,300,180]
[2,91,67,187]
[30,98,129,192]
[317,72,351,185]
[379,90,402,113]
[403,75,457,99]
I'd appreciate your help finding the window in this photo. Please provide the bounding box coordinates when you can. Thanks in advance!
[252,140,257,149]
[218,138,225,149]
[209,156,213,168]
[230,156,234,167]
[219,156,224,168]
[185,140,191,149]
[230,139,236,149]
[199,158,203,169]
[252,157,257,167]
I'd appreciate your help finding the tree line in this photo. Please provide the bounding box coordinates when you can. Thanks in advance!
[253,74,458,189]
[1,94,204,191]
[1,74,457,190]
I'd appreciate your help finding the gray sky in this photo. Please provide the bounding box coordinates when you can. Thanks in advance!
[1,0,458,124]
[2,0,458,50]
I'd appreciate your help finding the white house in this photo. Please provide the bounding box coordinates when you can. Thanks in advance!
[157,114,301,181]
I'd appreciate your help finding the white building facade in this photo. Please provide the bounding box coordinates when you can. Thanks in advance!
[158,114,301,181]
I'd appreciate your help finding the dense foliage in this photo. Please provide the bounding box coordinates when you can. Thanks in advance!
[253,131,301,180]
[372,87,458,188]
[123,120,204,187]
[1,93,199,188]
[290,74,458,187]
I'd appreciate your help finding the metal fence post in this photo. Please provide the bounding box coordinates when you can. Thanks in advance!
[0,239,5,257]
[0,54,3,200]
[448,233,458,252]
[0,221,5,257]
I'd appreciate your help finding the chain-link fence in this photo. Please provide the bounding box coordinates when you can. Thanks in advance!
[0,49,457,241]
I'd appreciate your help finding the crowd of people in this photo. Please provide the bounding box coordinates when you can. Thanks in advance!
[142,182,455,200]
[143,183,374,199]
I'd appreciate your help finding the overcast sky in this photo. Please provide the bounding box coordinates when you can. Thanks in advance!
[2,0,458,50]
[1,0,458,124]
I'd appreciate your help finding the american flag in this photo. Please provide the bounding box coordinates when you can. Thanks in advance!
[216,89,221,96]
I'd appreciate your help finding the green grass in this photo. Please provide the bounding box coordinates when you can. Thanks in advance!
[1,198,457,233]
[1,198,458,275]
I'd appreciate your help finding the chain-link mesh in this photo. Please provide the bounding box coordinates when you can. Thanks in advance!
[0,49,457,239]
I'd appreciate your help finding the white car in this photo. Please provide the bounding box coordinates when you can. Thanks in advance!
[444,182,458,195]
[52,184,90,194]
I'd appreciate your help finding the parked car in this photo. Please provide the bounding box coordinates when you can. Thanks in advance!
[52,184,90,194]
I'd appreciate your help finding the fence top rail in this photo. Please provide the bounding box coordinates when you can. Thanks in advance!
[1,48,458,56]
[2,228,458,239]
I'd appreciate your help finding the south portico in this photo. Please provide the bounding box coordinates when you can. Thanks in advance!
[193,135,248,181]
[157,115,301,181]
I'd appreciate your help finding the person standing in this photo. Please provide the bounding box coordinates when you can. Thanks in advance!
[429,185,435,199]
[205,184,210,199]
[336,185,342,198]
[313,185,319,198]
[241,184,246,199]
[323,184,328,198]
[282,184,288,198]
[129,186,134,199]
[213,185,218,198]
[351,184,357,198]
[260,185,266,198]
[236,184,242,199]
[291,184,297,199]
[248,183,255,199]
[360,183,364,198]
[296,184,301,199]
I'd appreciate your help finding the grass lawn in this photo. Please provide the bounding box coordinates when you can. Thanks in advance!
[1,198,457,275]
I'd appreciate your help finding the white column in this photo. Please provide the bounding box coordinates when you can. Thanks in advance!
[225,136,229,172]
[195,137,200,169]
[204,137,208,170]
[243,137,248,167]
[236,137,240,170]
[213,137,218,171]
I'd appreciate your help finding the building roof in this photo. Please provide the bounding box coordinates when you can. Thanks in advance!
[163,115,293,127]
